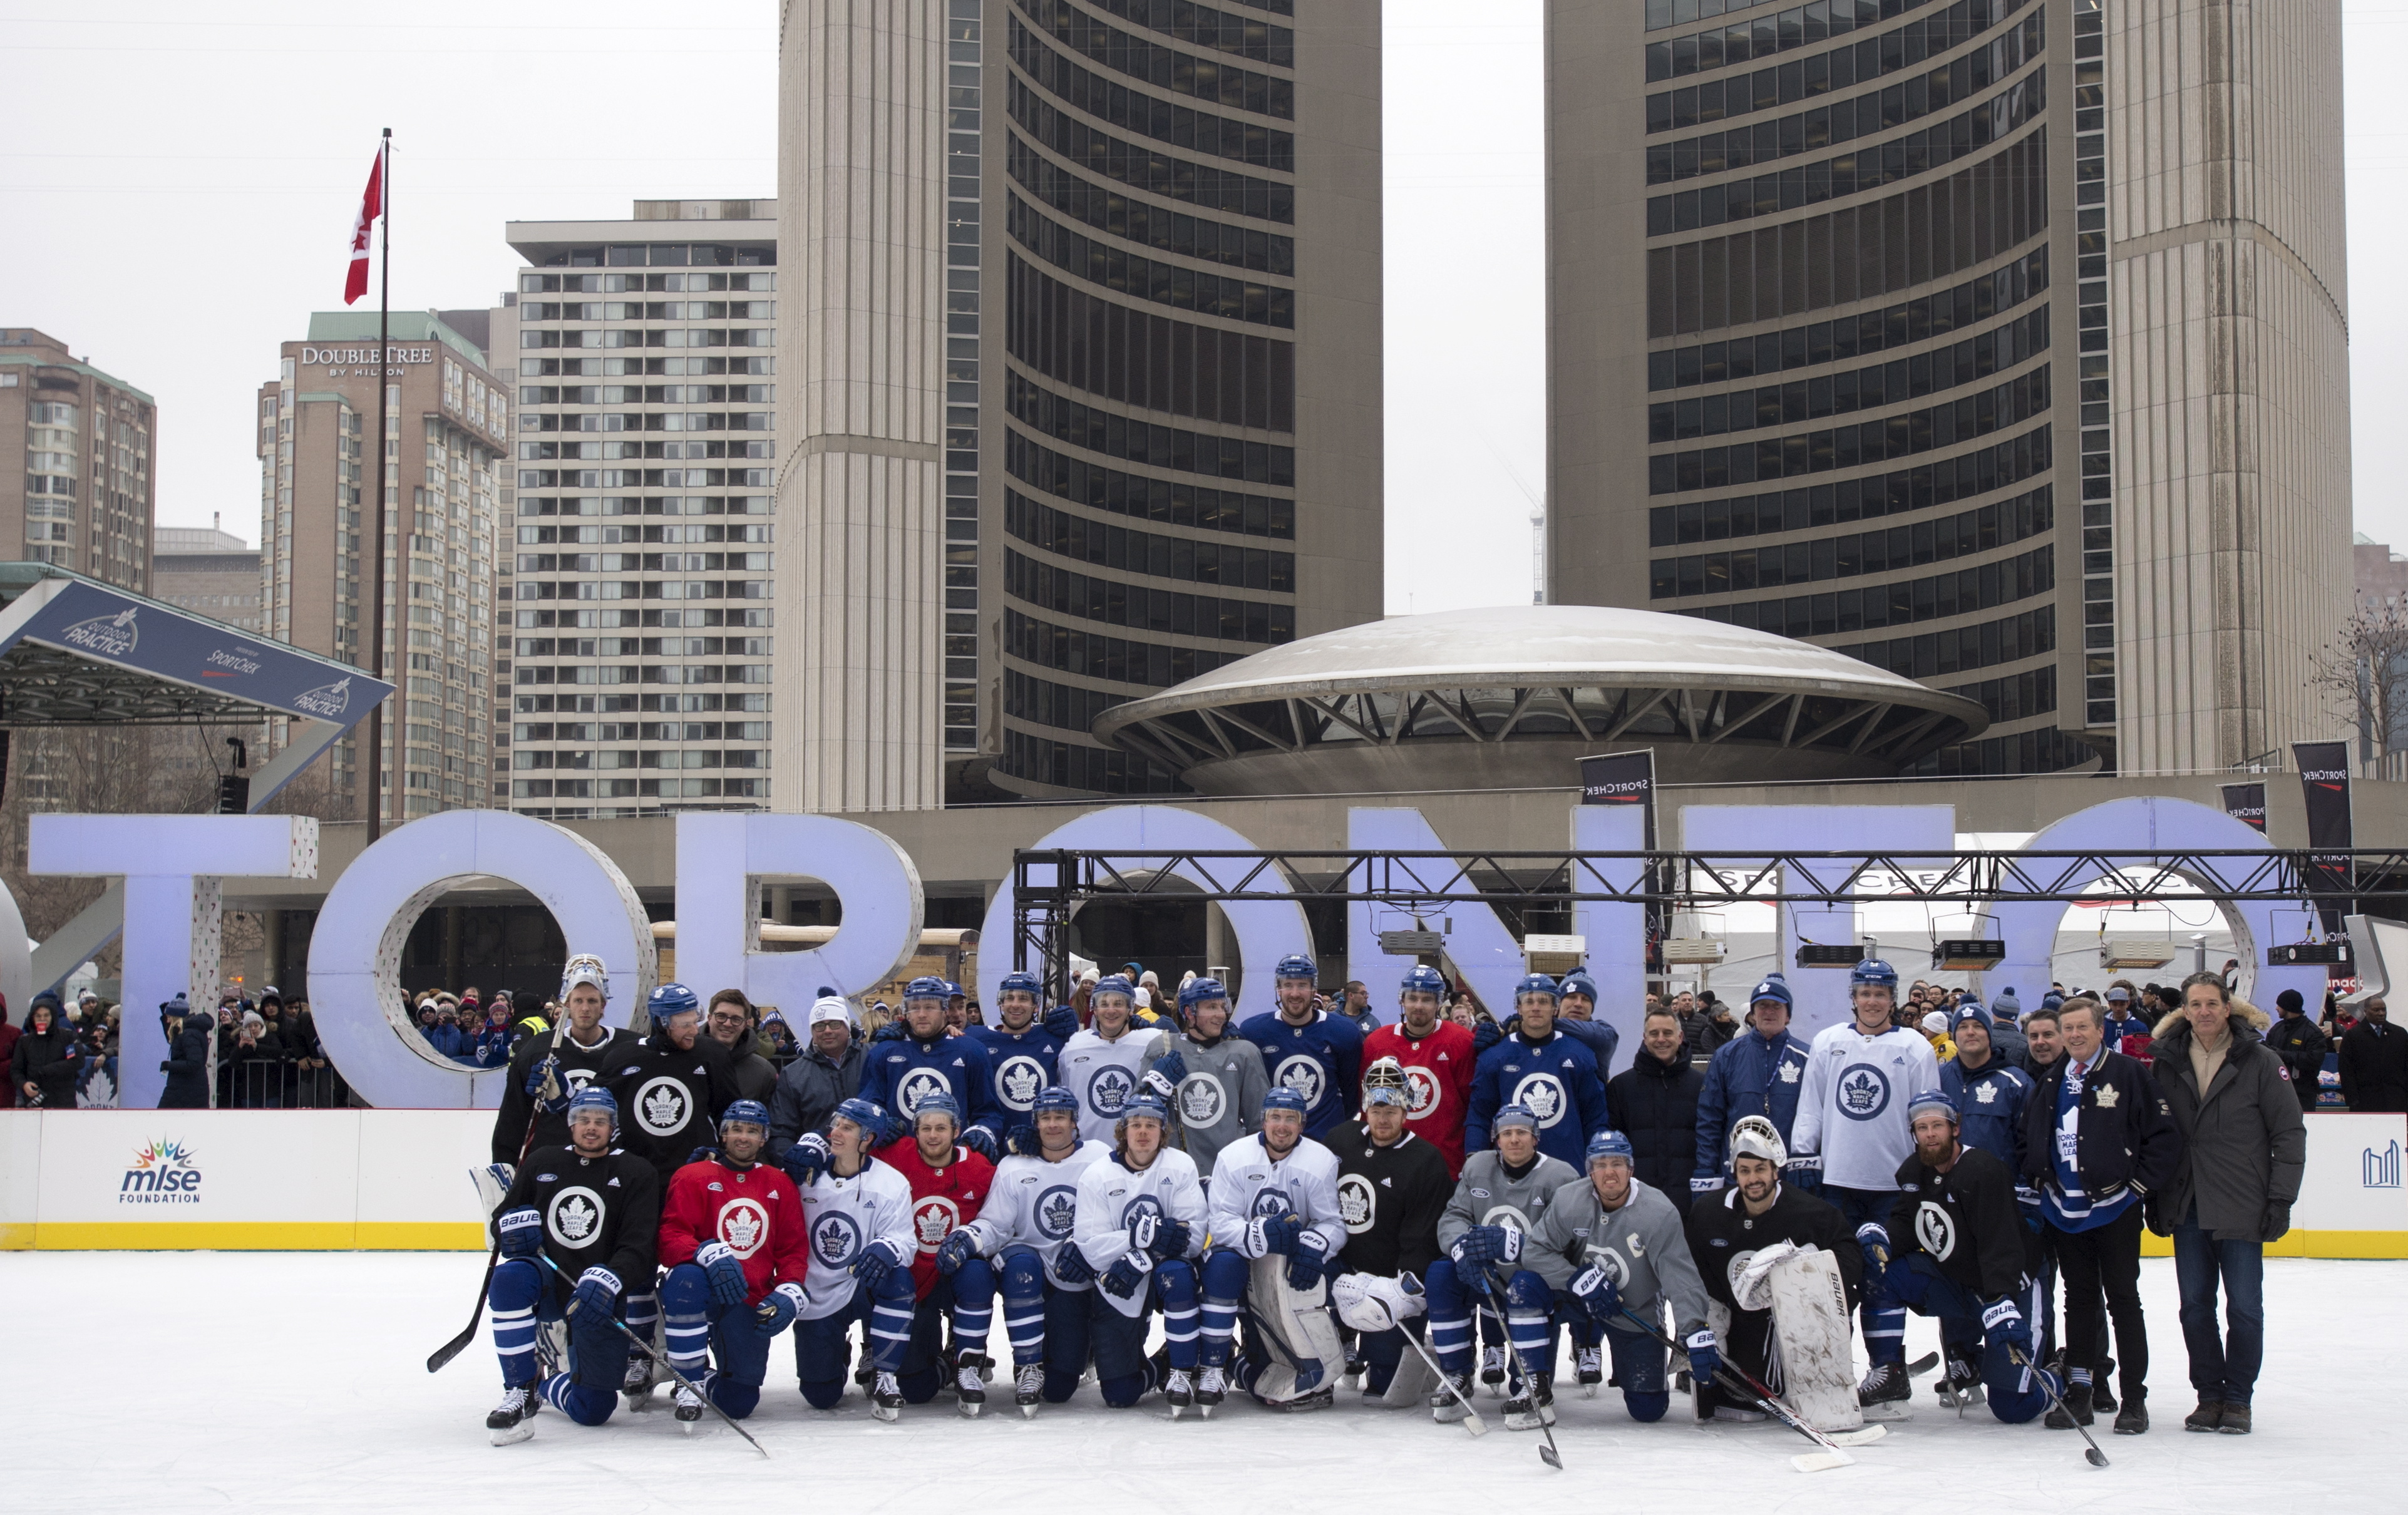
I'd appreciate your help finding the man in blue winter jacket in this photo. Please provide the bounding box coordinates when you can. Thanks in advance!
[1690,975,1812,1198]
[1938,1000,2033,1173]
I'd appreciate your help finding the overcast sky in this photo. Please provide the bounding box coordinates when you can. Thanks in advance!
[3,2,2403,613]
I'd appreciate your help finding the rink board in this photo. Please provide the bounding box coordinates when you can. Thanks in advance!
[1,1108,2404,1253]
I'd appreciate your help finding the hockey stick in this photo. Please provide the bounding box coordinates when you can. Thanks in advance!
[1482,1268,1563,1470]
[537,1251,773,1459]
[1613,1305,1879,1471]
[429,1019,569,1374]
[2007,1344,2107,1468]
[1339,1290,1487,1435]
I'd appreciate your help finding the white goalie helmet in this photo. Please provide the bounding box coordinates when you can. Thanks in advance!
[558,953,610,1004]
[1727,1114,1788,1169]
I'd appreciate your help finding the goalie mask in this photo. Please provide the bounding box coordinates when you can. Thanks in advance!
[1727,1113,1788,1169]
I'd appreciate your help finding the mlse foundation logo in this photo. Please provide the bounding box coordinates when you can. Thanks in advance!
[2366,1140,2402,1191]
[121,1138,203,1204]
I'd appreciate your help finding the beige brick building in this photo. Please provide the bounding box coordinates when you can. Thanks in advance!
[1,327,155,592]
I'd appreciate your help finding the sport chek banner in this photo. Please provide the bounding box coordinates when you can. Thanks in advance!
[2220,781,2268,835]
[1579,749,1655,810]
[2294,741,2354,933]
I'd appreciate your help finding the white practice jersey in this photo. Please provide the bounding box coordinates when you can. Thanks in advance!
[1073,1146,1207,1318]
[792,1156,917,1321]
[1205,1132,1347,1263]
[1789,1022,1942,1193]
[1059,1026,1155,1144]
[964,1139,1113,1290]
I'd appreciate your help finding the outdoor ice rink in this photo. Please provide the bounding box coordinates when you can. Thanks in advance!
[11,1250,2388,1514]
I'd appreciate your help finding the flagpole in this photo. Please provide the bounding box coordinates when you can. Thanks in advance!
[366,126,391,842]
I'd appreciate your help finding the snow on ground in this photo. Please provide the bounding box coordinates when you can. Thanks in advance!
[9,1250,2388,1514]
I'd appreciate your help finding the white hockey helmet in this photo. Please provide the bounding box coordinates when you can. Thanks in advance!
[1727,1113,1788,1169]
[558,953,610,1004]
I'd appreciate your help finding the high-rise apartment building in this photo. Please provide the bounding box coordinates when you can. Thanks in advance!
[1549,0,2350,776]
[256,312,509,821]
[776,0,1384,807]
[152,519,264,632]
[489,201,779,819]
[1,327,155,592]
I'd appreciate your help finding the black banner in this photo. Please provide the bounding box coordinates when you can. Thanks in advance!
[2295,741,2354,933]
[1580,749,1655,809]
[2220,781,2267,835]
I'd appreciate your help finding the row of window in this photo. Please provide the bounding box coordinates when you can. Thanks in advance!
[520,418,770,448]
[1007,257,1297,432]
[1007,430,1293,537]
[1649,130,2047,337]
[513,552,771,573]
[1649,0,2016,98]
[512,664,771,686]
[512,778,768,798]
[1838,603,2052,679]
[1647,71,2041,234]
[514,578,771,602]
[1650,481,2049,593]
[518,356,773,379]
[1004,607,1242,689]
[512,692,770,714]
[513,748,767,770]
[1004,666,1127,734]
[1014,2,1292,121]
[1648,0,1949,64]
[1675,542,2052,631]
[510,607,771,629]
[1010,78,1294,223]
[517,272,774,295]
[1008,372,1296,487]
[1001,727,1183,794]
[1650,9,2040,182]
[1943,662,2054,724]
[1004,548,1292,644]
[1905,724,2096,778]
[1006,488,1294,590]
[518,385,771,406]
[517,524,769,545]
[1009,140,1295,275]
[1652,460,2048,547]
[1650,304,2045,442]
[513,721,767,742]
[1650,364,2048,495]
[1057,0,1293,68]
[517,467,773,489]
[519,328,775,351]
[518,301,773,322]
[515,496,773,519]
[1650,245,2044,392]
[528,244,774,269]
[1008,193,1293,327]
[513,637,769,657]
[1010,18,1293,172]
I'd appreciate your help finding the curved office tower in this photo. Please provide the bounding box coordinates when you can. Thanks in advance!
[1549,0,2349,776]
[778,0,1382,807]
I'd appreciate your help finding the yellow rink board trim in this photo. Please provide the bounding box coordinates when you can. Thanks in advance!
[16,1221,487,1251]
[2136,1229,2408,1260]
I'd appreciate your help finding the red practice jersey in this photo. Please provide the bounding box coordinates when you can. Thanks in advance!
[657,1155,808,1305]
[1363,1019,1478,1177]
[872,1138,997,1300]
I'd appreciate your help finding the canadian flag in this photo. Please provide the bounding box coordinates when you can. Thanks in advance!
[343,140,385,306]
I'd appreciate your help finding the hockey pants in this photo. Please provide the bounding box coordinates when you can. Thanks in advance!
[488,1257,621,1425]
[659,1262,778,1419]
[997,1246,1095,1401]
[900,1258,997,1404]
[793,1273,917,1409]
[1890,1255,2053,1423]
[1826,1185,1908,1367]
[1088,1258,1200,1407]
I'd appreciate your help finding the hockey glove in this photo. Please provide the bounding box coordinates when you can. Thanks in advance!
[1853,1220,1891,1268]
[1781,1154,1821,1193]
[1151,1049,1188,1086]
[960,1126,999,1161]
[1980,1296,2031,1356]
[497,1206,543,1260]
[1145,1216,1192,1261]
[780,1132,831,1186]
[935,1229,980,1278]
[850,1240,904,1291]
[1470,1019,1504,1057]
[696,1240,750,1308]
[1690,1172,1726,1196]
[570,1265,622,1319]
[1569,1263,1620,1326]
[1102,1254,1149,1299]
[1493,1225,1523,1265]
[754,1281,804,1336]
[1684,1329,1722,1385]
[869,1020,909,1045]
[1043,1004,1081,1040]
[1001,1122,1037,1158]
[1252,1212,1305,1257]
[1285,1232,1330,1293]
[685,1144,723,1168]
[1449,1226,1498,1268]
[527,1055,572,1113]
[1140,1067,1180,1105]
[1052,1245,1097,1285]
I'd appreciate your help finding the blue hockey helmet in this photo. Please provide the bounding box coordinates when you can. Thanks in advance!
[1091,973,1136,1003]
[1274,953,1318,983]
[1032,1085,1081,1117]
[1850,957,1899,990]
[648,981,701,1030]
[1556,969,1599,1002]
[1585,1129,1635,1166]
[719,1099,771,1135]
[566,1085,620,1136]
[904,975,950,1005]
[1260,1086,1310,1119]
[1118,1092,1169,1125]
[1514,973,1560,1002]
[1749,975,1794,1009]
[831,1097,889,1143]
[943,980,965,1000]
[998,970,1043,1000]
[1400,964,1447,998]
[1178,975,1229,1012]
[1907,1090,1960,1127]
[1491,1103,1540,1135]
[912,1091,964,1127]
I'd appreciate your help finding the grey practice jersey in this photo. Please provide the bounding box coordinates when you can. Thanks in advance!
[962,1139,1113,1290]
[1146,1029,1268,1180]
[1524,1175,1711,1340]
[1436,1149,1580,1253]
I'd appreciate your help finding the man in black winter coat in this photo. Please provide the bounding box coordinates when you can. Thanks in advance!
[2262,990,2328,1114]
[11,994,81,1107]
[2339,997,2408,1113]
[1608,1007,1704,1215]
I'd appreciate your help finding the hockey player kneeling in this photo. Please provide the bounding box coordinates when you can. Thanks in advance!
[1201,1086,1350,1411]
[656,1099,808,1429]
[1858,1092,2061,1424]
[1072,1092,1208,1412]
[1684,1115,1865,1429]
[1514,1130,1716,1430]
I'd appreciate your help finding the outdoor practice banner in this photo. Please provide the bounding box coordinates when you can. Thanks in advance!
[2220,781,2268,835]
[2295,741,2354,934]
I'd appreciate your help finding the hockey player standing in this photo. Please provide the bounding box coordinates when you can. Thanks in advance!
[1860,1091,2060,1422]
[1073,1092,1208,1412]
[957,1085,1111,1414]
[857,978,1005,1158]
[964,970,1081,1144]
[1324,1057,1451,1400]
[1691,975,1813,1198]
[875,1094,999,1412]
[483,1087,661,1444]
[790,1098,920,1419]
[1421,1106,1579,1418]
[655,1099,808,1427]
[1200,1085,1350,1409]
[1362,965,1478,1176]
[1464,976,1610,1170]
[1140,975,1267,1180]
[1060,975,1156,1144]
[489,954,639,1166]
[1787,957,1941,1412]
[1237,954,1366,1140]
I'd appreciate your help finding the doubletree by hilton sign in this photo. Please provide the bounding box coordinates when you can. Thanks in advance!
[297,344,440,374]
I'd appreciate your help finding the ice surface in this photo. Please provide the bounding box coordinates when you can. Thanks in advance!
[9,1250,2389,1514]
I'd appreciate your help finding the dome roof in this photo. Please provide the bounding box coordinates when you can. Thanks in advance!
[1091,604,1989,795]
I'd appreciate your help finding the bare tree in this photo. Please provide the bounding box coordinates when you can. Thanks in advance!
[2309,601,2408,774]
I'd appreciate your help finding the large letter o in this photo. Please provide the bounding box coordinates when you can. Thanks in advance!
[308,811,657,1108]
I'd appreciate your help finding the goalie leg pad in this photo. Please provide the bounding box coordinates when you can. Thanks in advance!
[1764,1247,1865,1432]
[1244,1254,1346,1404]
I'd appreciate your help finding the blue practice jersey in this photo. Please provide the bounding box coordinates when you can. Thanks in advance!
[855,1032,1006,1146]
[964,1022,1069,1122]
[1463,1029,1611,1170]
[1236,1009,1366,1139]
